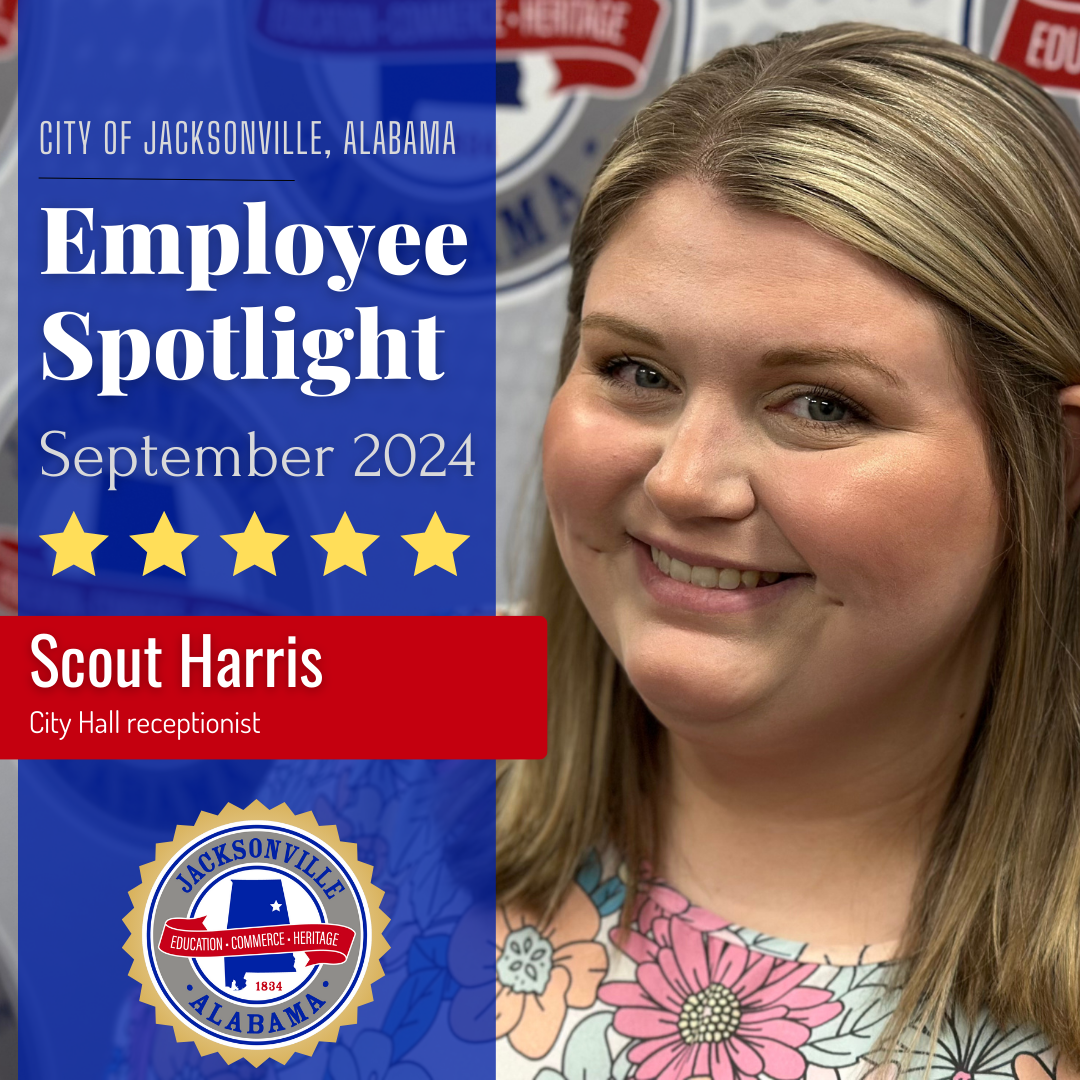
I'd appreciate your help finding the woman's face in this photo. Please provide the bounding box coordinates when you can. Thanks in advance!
[543,179,1003,738]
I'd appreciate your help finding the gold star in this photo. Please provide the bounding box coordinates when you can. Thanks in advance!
[40,512,107,576]
[221,513,287,575]
[131,513,198,575]
[311,513,378,575]
[401,512,469,576]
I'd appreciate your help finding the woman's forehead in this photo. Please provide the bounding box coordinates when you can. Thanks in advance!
[581,178,955,378]
[588,178,930,311]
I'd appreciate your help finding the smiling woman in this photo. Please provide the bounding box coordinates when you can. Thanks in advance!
[497,22,1080,1080]
[547,184,1003,748]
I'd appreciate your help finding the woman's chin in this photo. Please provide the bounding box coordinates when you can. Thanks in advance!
[621,646,778,731]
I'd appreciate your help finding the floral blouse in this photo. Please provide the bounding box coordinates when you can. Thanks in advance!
[495,854,1067,1080]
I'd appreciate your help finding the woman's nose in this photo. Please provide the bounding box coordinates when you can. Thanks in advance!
[642,405,757,522]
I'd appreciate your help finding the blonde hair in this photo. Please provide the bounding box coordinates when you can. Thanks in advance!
[498,22,1080,1060]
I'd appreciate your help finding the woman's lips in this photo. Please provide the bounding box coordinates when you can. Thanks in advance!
[633,539,811,613]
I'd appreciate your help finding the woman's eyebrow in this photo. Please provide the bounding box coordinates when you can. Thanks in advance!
[760,346,906,389]
[578,319,906,389]
[579,313,665,348]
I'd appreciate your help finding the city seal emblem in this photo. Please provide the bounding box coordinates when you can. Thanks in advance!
[123,802,389,1065]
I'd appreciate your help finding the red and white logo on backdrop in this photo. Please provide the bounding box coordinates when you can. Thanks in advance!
[496,0,669,95]
[0,0,15,60]
[991,0,1080,98]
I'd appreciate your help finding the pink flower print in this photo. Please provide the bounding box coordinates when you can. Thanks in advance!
[638,882,729,939]
[600,916,841,1080]
[614,880,730,967]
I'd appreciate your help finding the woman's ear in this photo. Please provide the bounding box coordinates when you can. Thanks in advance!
[1059,385,1080,514]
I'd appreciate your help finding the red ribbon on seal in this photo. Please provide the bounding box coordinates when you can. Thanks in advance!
[496,0,668,92]
[158,916,355,967]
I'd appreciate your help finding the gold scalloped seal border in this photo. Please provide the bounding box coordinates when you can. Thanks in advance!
[122,801,390,1066]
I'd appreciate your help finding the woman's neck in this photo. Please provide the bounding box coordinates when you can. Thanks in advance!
[655,667,982,955]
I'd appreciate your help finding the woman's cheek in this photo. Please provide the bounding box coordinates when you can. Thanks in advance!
[767,439,1000,608]
[543,383,655,546]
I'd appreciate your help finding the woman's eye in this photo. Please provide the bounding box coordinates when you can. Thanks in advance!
[785,392,860,424]
[605,358,671,390]
[633,365,669,389]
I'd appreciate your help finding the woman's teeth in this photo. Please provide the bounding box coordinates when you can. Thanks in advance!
[650,546,782,589]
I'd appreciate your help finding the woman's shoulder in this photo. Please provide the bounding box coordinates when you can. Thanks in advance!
[494,855,1059,1080]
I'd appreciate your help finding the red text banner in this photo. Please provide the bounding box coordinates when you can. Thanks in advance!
[1,615,548,759]
[159,916,355,966]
